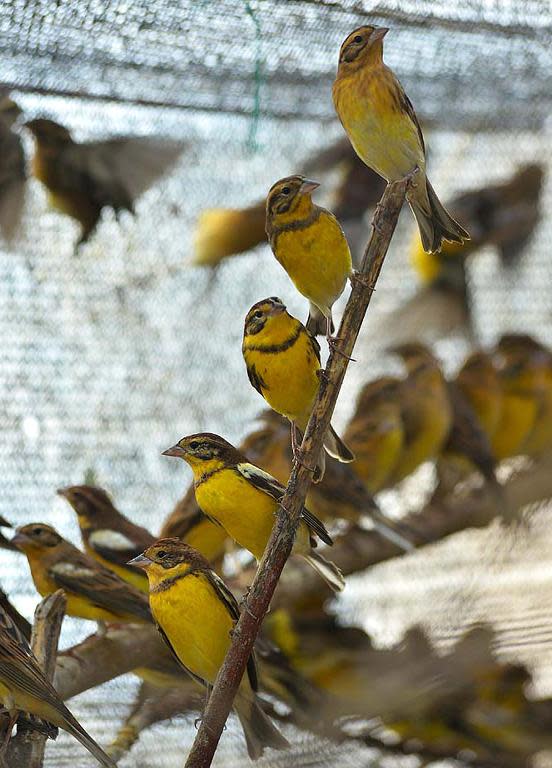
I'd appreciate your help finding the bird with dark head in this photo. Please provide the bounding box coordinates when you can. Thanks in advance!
[162,433,345,592]
[333,25,469,253]
[12,523,152,624]
[57,484,155,592]
[242,296,354,482]
[130,538,289,760]
[266,175,353,341]
[0,96,26,242]
[0,605,116,767]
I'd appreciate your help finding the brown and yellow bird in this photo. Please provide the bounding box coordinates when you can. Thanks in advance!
[0,96,26,242]
[57,485,155,592]
[387,344,453,484]
[0,605,116,767]
[333,25,468,253]
[266,175,353,338]
[455,351,503,441]
[12,523,152,625]
[129,539,289,760]
[344,376,405,493]
[242,297,354,482]
[25,118,183,249]
[162,433,345,592]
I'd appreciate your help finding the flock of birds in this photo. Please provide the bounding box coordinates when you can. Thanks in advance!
[0,19,549,768]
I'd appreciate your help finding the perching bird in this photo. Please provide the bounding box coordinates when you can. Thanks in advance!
[455,351,503,441]
[495,335,552,457]
[0,605,116,767]
[387,343,453,484]
[129,539,289,760]
[25,118,184,249]
[12,523,152,624]
[162,433,345,592]
[241,409,413,551]
[242,297,354,482]
[344,377,405,493]
[266,175,353,339]
[57,485,155,592]
[332,25,469,253]
[0,96,26,242]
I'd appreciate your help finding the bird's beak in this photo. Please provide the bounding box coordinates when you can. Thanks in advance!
[127,554,151,570]
[0,516,12,528]
[300,178,320,195]
[56,487,70,499]
[370,27,389,43]
[162,444,186,458]
[11,531,28,549]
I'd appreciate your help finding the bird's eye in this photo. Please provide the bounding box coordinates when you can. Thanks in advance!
[189,441,199,450]
[32,527,43,536]
[353,35,363,43]
[281,186,291,196]
[157,550,167,559]
[253,310,263,319]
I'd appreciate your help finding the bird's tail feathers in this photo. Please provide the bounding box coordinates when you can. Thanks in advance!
[306,304,333,337]
[324,425,355,463]
[302,552,345,592]
[409,177,469,254]
[235,694,289,760]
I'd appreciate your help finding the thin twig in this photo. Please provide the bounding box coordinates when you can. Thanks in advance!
[184,176,411,768]
[9,591,66,768]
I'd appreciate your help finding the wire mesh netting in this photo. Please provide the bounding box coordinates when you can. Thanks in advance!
[1,0,552,765]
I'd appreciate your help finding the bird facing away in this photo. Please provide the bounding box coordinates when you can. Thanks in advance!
[25,118,183,249]
[0,605,116,767]
[129,539,289,760]
[0,96,26,242]
[265,175,353,339]
[240,409,413,552]
[387,343,453,485]
[242,296,354,482]
[162,433,345,592]
[57,485,155,592]
[12,523,152,624]
[332,25,469,253]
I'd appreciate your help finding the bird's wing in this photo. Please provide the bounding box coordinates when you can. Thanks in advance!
[245,362,268,396]
[199,569,258,691]
[305,327,322,366]
[88,528,154,567]
[236,463,332,546]
[446,381,497,480]
[0,129,26,241]
[47,553,151,621]
[395,79,425,154]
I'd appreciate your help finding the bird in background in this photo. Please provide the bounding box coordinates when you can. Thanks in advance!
[12,523,152,625]
[241,409,413,551]
[265,175,353,340]
[242,297,354,482]
[0,605,116,767]
[387,343,453,485]
[162,433,345,592]
[25,117,184,250]
[344,376,405,493]
[0,515,18,552]
[192,137,385,269]
[333,25,469,253]
[0,95,26,243]
[57,485,155,592]
[129,539,289,760]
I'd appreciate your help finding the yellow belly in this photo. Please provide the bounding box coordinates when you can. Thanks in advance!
[274,213,351,313]
[150,576,235,687]
[391,404,451,483]
[491,394,537,460]
[196,469,310,560]
[346,417,404,493]
[244,335,319,428]
[333,69,425,181]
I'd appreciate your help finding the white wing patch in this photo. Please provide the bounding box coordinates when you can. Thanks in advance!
[51,562,96,579]
[89,529,136,551]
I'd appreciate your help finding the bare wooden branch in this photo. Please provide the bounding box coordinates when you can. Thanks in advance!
[184,177,411,768]
[9,590,66,768]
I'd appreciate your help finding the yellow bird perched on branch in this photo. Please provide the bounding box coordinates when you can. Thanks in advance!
[130,539,289,760]
[333,25,468,253]
[25,118,184,249]
[266,175,353,339]
[242,297,353,482]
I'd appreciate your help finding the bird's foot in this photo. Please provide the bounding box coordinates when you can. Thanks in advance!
[327,335,356,361]
[238,592,258,622]
[316,368,330,386]
[292,445,317,476]
[403,166,420,188]
[350,270,376,293]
